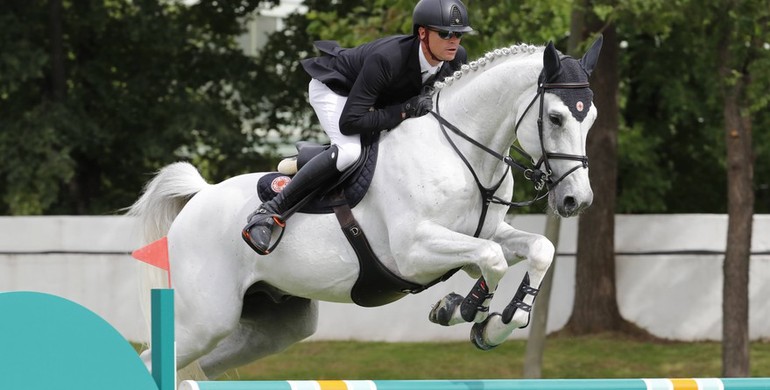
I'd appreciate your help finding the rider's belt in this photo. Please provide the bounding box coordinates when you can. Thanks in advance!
[332,199,458,307]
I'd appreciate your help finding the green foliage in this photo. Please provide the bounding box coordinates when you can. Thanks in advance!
[619,0,769,212]
[305,0,573,56]
[0,0,284,214]
[464,0,573,52]
[616,123,670,213]
[0,103,76,214]
[1,0,768,214]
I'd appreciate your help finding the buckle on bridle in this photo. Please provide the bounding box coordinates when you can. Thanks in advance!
[524,169,551,191]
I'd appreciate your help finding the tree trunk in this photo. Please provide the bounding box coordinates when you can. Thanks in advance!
[563,19,629,334]
[718,12,753,376]
[523,209,560,378]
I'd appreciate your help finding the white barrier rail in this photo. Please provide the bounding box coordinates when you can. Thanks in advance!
[1,215,769,342]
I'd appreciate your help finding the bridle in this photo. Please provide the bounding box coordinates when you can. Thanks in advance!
[430,71,590,237]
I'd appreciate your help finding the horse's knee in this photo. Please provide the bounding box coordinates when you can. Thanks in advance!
[485,242,509,273]
[528,236,555,272]
[476,242,508,288]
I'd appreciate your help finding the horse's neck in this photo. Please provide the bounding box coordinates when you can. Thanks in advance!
[435,54,542,173]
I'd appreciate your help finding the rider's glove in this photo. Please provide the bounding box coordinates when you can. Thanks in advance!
[402,90,434,119]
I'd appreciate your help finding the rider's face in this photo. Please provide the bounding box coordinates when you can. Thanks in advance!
[419,27,462,64]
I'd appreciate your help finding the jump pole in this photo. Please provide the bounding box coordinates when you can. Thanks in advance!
[177,378,770,390]
[151,288,176,390]
[147,290,769,390]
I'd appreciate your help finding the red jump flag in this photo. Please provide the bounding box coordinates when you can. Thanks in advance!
[132,236,171,286]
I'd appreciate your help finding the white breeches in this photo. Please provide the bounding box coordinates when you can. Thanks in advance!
[308,78,362,171]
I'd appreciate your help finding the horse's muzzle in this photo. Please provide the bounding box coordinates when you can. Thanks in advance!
[552,191,593,217]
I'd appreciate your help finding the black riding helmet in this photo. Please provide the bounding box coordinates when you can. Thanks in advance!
[412,0,473,35]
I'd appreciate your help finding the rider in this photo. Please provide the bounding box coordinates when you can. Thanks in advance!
[242,0,473,255]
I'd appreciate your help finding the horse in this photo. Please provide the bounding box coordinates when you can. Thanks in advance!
[129,36,603,378]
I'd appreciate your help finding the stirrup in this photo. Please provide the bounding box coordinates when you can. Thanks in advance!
[242,214,287,255]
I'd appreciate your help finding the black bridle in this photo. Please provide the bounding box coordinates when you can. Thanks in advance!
[430,75,590,237]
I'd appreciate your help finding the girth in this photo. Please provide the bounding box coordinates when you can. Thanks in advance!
[331,192,458,307]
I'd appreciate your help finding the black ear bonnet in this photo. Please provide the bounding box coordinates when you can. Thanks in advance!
[539,57,594,123]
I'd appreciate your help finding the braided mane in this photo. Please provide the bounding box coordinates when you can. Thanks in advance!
[431,43,545,93]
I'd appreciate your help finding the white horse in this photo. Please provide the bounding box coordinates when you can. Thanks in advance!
[130,37,602,378]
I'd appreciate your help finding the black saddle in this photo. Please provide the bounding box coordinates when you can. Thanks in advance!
[256,132,379,214]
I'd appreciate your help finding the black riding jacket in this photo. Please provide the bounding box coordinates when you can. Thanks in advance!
[301,35,467,136]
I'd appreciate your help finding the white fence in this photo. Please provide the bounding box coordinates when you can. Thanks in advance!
[1,215,768,343]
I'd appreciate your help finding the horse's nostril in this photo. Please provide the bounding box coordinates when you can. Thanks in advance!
[564,196,577,212]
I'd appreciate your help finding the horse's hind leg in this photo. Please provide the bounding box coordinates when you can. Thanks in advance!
[470,221,555,350]
[197,294,318,379]
[139,276,245,371]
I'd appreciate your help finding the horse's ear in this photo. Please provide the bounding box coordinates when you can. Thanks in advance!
[580,34,603,76]
[543,41,561,82]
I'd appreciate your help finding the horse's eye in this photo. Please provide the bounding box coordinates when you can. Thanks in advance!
[549,114,563,127]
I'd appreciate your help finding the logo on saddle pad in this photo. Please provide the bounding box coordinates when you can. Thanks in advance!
[270,176,292,193]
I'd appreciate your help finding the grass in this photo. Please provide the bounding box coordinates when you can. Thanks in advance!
[214,333,770,381]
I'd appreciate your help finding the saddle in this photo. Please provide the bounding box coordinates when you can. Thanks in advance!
[255,134,453,307]
[256,134,378,214]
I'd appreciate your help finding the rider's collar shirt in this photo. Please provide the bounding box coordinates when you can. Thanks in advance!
[418,43,443,84]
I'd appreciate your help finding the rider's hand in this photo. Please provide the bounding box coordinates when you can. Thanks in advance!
[402,91,433,119]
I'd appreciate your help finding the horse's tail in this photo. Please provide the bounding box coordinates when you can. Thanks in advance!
[128,162,210,244]
[128,162,211,378]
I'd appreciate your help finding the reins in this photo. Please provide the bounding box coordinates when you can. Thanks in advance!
[431,73,590,237]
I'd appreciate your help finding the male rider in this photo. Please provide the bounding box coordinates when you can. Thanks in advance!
[242,0,473,255]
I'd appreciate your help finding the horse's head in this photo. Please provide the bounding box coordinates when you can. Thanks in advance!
[516,36,603,217]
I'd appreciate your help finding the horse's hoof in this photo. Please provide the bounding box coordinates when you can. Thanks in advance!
[429,293,464,326]
[470,313,502,351]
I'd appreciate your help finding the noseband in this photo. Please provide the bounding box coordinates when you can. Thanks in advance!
[430,73,590,237]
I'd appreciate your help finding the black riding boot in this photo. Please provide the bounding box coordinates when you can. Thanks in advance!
[242,146,340,255]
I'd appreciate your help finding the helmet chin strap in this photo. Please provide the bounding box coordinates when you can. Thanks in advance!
[421,32,441,63]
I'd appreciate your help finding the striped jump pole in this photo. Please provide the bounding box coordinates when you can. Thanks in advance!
[148,293,769,390]
[178,378,770,390]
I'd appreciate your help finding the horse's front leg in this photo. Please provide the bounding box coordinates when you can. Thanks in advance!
[470,221,555,350]
[428,272,497,326]
[394,221,509,326]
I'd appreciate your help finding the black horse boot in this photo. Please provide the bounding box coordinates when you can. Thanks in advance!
[242,146,340,255]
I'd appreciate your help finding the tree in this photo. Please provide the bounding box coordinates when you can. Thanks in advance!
[0,0,286,215]
[621,0,768,373]
[620,0,770,216]
[562,3,634,335]
[711,0,767,377]
[523,209,561,378]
